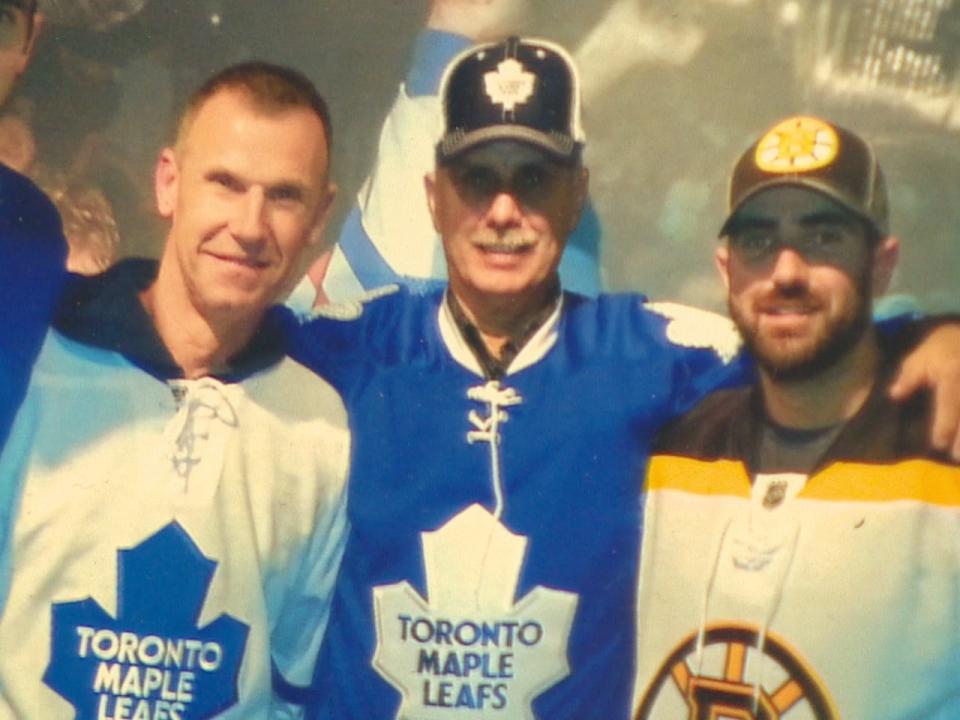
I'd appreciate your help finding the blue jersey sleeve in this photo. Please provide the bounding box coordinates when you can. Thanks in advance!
[634,300,753,419]
[0,166,67,448]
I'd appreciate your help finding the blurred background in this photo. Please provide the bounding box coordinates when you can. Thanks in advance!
[7,0,960,311]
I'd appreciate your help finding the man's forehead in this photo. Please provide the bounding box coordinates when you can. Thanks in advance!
[732,185,856,224]
[181,88,327,150]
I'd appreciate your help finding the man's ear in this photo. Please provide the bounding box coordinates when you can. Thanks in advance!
[11,12,42,77]
[871,235,900,296]
[424,171,441,233]
[715,243,732,292]
[154,147,179,218]
[23,13,43,63]
[306,182,338,247]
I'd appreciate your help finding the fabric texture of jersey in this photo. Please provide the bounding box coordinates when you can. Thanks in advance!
[315,29,603,307]
[0,260,351,719]
[286,287,742,720]
[633,371,960,719]
[0,165,66,454]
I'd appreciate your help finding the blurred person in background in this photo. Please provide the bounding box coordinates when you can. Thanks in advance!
[0,0,66,453]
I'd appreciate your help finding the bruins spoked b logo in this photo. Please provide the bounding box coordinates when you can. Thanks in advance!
[635,623,838,720]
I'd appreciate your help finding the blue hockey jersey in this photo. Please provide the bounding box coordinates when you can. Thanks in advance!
[0,165,66,452]
[287,287,744,719]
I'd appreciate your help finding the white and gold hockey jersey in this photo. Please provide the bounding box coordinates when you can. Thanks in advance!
[633,381,960,720]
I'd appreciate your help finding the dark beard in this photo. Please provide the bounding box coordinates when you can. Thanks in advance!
[731,272,873,383]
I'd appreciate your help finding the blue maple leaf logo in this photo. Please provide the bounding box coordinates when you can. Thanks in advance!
[44,522,249,719]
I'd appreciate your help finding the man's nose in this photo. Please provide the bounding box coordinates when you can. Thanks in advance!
[485,191,524,228]
[769,246,810,287]
[229,187,268,245]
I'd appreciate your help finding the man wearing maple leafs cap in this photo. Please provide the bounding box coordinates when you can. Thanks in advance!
[633,116,960,719]
[288,35,960,719]
[295,0,602,311]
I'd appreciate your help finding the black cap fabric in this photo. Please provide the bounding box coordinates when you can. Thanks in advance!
[720,115,889,237]
[436,36,585,162]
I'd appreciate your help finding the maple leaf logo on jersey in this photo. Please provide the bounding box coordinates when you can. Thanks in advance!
[44,522,249,719]
[484,59,536,112]
[372,504,578,719]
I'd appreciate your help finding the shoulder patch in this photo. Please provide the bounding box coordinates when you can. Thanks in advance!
[644,301,741,363]
[306,284,400,321]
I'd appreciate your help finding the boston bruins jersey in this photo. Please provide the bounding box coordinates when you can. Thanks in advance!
[633,379,960,719]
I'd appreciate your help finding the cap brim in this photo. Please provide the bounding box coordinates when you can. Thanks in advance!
[718,177,887,237]
[438,125,580,162]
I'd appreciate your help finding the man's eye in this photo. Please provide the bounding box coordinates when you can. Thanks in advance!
[809,226,846,246]
[209,173,244,193]
[515,165,548,191]
[267,186,303,203]
[735,232,775,255]
[458,167,499,197]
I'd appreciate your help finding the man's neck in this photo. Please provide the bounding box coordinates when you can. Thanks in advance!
[760,330,882,430]
[141,258,260,380]
[451,278,560,359]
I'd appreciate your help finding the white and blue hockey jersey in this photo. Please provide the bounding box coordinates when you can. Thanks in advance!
[0,261,351,719]
[286,287,743,720]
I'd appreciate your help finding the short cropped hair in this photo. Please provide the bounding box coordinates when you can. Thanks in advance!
[176,61,333,154]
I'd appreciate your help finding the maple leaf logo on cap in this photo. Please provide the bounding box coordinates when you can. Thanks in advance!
[484,59,536,112]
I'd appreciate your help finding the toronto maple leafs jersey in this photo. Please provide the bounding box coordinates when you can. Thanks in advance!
[633,376,960,719]
[0,261,351,719]
[286,286,744,720]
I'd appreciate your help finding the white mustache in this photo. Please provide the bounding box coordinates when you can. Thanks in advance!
[472,230,538,252]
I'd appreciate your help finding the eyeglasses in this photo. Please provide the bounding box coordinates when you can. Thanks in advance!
[446,160,573,208]
[727,223,868,265]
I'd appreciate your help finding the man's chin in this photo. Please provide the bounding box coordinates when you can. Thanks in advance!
[749,322,867,382]
[195,290,271,320]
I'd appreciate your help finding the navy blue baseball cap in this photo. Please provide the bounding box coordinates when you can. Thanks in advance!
[436,36,586,163]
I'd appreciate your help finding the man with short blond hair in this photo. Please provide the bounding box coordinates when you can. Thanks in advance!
[0,62,349,718]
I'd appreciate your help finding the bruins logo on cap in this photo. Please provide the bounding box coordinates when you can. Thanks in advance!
[635,622,838,719]
[754,116,839,174]
[484,58,536,112]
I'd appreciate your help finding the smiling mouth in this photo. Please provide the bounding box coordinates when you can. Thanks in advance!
[479,244,533,255]
[762,306,816,316]
[209,252,269,269]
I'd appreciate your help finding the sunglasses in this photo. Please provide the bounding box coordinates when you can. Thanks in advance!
[727,219,869,265]
[446,160,574,208]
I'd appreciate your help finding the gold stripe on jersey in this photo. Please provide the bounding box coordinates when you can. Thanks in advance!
[648,455,960,507]
[646,456,751,497]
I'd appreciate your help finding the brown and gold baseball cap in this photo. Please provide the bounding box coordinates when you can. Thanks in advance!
[720,115,889,237]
